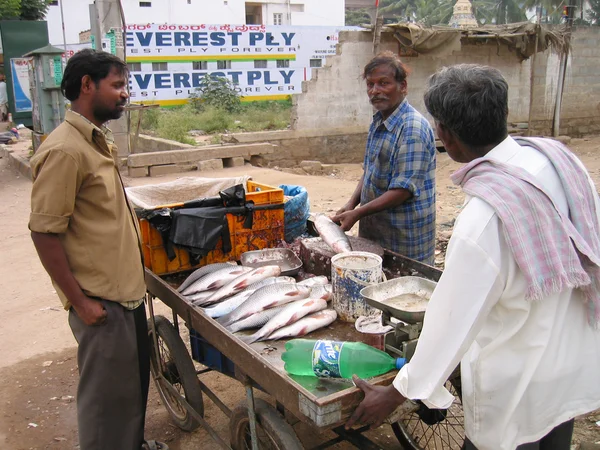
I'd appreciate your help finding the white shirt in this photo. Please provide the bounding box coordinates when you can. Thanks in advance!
[0,81,7,104]
[393,136,600,450]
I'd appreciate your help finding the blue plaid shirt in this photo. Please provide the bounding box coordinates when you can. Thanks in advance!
[359,99,436,264]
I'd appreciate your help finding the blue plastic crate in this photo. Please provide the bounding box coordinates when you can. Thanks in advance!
[190,329,236,378]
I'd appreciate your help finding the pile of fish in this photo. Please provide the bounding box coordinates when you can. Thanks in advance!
[177,263,337,343]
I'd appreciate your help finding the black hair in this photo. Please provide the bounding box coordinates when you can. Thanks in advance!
[424,64,509,151]
[61,49,127,101]
[363,51,410,83]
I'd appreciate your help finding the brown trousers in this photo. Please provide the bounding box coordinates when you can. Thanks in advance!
[69,300,150,450]
[462,418,575,450]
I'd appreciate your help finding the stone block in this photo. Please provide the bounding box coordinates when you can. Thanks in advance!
[149,164,182,177]
[300,160,323,175]
[197,158,224,171]
[223,156,245,168]
[128,166,148,178]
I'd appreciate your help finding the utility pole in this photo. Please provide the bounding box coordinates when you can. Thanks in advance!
[552,0,576,137]
[90,0,130,156]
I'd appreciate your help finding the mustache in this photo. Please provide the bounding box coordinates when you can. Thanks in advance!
[370,96,388,102]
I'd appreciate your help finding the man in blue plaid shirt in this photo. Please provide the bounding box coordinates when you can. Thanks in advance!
[332,52,436,264]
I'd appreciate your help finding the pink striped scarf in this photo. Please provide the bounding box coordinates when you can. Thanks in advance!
[450,137,600,328]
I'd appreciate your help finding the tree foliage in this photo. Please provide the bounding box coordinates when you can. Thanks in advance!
[346,8,372,26]
[189,74,242,113]
[0,0,50,21]
[587,0,600,24]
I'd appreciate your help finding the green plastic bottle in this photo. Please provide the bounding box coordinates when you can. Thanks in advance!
[282,339,406,379]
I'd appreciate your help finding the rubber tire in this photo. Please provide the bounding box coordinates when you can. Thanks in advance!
[229,398,303,450]
[148,315,204,432]
[392,377,464,450]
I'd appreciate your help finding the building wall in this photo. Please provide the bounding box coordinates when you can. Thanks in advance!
[45,0,343,46]
[293,31,533,131]
[293,27,600,138]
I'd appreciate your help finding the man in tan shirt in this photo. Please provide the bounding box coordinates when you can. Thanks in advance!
[29,49,164,450]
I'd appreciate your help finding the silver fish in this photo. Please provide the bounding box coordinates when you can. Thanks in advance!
[266,309,337,341]
[181,266,251,296]
[202,276,295,318]
[217,283,312,328]
[177,262,237,293]
[310,284,332,300]
[227,304,288,334]
[315,213,352,253]
[240,298,328,344]
[200,265,282,306]
[297,275,329,287]
[188,290,217,305]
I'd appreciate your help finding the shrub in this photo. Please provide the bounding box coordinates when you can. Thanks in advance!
[189,74,242,113]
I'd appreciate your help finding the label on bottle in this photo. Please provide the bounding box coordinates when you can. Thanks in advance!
[312,340,345,378]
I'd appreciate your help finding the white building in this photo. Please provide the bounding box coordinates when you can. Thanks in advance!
[45,0,345,46]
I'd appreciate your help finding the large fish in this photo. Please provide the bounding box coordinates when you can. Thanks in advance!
[310,284,332,301]
[266,309,337,341]
[188,290,217,305]
[202,276,295,318]
[177,262,237,293]
[227,304,288,334]
[240,298,328,344]
[198,265,282,306]
[314,213,352,253]
[217,283,312,328]
[297,275,330,287]
[181,266,252,296]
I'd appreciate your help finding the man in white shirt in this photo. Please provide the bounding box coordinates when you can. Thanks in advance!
[0,74,8,121]
[345,64,600,450]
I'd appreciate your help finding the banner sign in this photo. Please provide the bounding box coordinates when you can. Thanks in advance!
[10,58,33,113]
[125,24,356,104]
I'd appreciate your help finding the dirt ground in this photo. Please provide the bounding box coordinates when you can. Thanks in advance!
[1,132,600,449]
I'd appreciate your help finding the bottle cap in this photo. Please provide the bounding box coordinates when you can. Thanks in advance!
[395,358,407,370]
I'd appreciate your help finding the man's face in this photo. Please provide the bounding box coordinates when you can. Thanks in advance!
[366,65,407,118]
[91,67,128,123]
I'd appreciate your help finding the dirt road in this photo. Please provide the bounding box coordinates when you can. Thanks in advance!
[1,135,599,449]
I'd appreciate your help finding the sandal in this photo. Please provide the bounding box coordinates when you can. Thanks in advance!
[142,440,169,450]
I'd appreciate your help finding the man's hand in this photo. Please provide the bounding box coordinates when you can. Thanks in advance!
[331,209,361,231]
[72,295,107,326]
[345,375,406,430]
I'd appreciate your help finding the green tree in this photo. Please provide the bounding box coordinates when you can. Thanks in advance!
[20,0,50,20]
[0,0,50,20]
[346,8,372,26]
[0,0,21,20]
[588,0,600,24]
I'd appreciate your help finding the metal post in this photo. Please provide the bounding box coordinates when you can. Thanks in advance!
[245,384,260,450]
[58,0,68,69]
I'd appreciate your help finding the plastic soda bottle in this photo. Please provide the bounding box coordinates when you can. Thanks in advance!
[282,339,406,379]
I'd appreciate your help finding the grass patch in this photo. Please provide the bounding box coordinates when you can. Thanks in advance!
[131,99,292,144]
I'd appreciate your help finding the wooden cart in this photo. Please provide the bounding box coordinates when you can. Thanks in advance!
[145,249,465,450]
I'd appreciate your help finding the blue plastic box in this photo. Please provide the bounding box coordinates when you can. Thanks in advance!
[189,329,236,378]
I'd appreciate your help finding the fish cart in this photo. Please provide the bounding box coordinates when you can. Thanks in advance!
[145,248,465,450]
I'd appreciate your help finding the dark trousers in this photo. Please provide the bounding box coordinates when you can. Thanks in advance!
[69,300,150,450]
[462,419,575,450]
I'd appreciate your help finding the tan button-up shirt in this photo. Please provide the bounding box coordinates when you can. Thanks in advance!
[29,110,146,310]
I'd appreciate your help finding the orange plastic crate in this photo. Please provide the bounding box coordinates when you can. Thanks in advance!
[139,180,284,275]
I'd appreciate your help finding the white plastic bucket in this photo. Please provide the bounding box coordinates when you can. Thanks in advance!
[331,251,383,322]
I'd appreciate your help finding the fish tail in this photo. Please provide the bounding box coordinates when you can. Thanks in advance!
[239,334,258,345]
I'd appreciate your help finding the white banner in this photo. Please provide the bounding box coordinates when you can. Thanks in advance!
[125,23,356,104]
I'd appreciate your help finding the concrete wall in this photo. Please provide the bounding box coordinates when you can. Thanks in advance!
[293,31,532,131]
[293,28,600,138]
[132,134,193,153]
[531,27,600,136]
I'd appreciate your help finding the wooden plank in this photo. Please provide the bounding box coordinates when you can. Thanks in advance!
[128,143,276,167]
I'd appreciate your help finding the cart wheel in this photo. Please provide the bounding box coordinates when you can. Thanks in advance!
[148,315,204,432]
[392,378,464,450]
[229,398,303,450]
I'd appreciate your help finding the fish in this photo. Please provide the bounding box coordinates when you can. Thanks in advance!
[181,266,252,296]
[227,304,288,334]
[239,298,328,344]
[202,276,295,318]
[188,290,217,305]
[217,283,312,328]
[297,275,329,287]
[314,213,352,253]
[266,309,338,341]
[199,265,282,306]
[310,284,333,301]
[177,262,237,293]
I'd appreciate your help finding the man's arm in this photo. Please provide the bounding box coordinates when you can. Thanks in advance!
[31,232,107,326]
[332,187,411,231]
